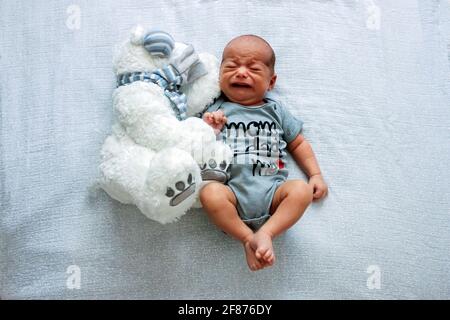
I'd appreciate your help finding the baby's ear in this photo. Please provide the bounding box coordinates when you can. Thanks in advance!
[268,73,277,90]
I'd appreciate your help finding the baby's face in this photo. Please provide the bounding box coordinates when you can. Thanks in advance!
[220,39,276,106]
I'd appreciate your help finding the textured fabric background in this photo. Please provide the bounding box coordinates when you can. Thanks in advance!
[1,0,449,299]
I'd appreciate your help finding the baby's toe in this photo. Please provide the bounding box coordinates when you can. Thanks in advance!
[250,260,262,271]
[263,249,272,260]
[256,247,269,260]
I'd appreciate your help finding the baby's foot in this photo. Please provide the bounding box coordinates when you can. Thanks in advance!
[250,230,275,266]
[243,241,264,271]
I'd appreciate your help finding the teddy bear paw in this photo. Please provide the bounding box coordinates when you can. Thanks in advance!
[200,158,229,184]
[165,173,196,206]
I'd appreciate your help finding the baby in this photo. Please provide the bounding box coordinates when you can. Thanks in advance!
[200,35,328,271]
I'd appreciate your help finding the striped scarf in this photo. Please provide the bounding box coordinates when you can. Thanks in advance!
[117,65,187,120]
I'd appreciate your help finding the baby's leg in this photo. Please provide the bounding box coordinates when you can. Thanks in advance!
[200,183,263,271]
[251,180,314,264]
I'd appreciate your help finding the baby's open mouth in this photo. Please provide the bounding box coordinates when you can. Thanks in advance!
[231,83,252,88]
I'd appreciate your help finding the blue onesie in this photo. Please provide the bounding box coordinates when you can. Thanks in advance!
[206,94,303,230]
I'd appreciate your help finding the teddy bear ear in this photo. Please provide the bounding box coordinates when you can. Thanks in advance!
[142,30,175,58]
[130,25,147,45]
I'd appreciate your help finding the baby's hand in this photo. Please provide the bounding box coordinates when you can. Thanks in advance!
[203,110,227,135]
[308,174,328,202]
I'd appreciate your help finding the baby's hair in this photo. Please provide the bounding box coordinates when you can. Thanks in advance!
[222,34,276,73]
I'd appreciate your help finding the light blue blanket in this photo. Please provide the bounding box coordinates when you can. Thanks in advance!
[1,0,449,299]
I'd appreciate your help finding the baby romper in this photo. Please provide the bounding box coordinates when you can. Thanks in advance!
[206,94,303,230]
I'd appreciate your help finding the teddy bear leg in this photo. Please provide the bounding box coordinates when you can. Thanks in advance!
[137,147,202,224]
[99,133,155,205]
[174,117,231,184]
[200,141,232,184]
[191,141,233,209]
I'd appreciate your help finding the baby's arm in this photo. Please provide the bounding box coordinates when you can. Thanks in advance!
[203,110,227,135]
[287,134,328,201]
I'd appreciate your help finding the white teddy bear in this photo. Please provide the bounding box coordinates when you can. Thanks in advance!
[99,26,231,224]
